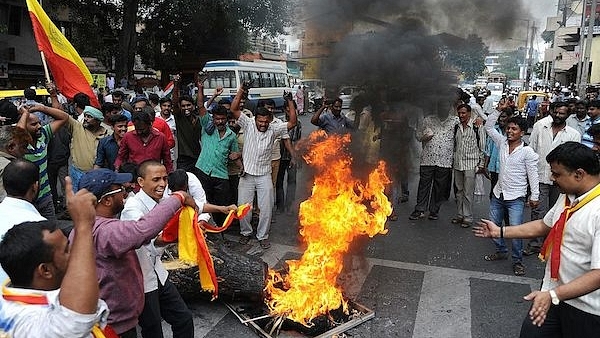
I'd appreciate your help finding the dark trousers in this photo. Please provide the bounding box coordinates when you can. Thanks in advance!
[138,280,194,338]
[177,155,198,174]
[119,327,137,338]
[519,301,600,338]
[414,165,452,214]
[229,174,240,205]
[47,162,68,210]
[197,170,230,226]
[275,159,297,211]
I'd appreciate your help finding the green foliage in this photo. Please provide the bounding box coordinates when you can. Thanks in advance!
[45,0,291,75]
[45,0,121,71]
[137,0,290,71]
[445,34,488,81]
[496,49,526,80]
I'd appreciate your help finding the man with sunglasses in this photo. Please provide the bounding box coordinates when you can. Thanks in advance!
[311,97,353,134]
[78,168,196,338]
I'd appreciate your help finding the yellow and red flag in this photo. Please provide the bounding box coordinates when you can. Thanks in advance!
[25,0,100,107]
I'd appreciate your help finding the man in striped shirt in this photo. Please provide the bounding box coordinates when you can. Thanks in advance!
[18,103,69,222]
[452,104,487,228]
[230,84,297,250]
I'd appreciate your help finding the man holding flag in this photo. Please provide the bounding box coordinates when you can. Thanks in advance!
[26,0,100,108]
[473,142,600,337]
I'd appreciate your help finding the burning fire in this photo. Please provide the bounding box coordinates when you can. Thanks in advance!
[264,130,392,327]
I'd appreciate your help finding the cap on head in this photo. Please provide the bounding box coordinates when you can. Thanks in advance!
[83,106,104,121]
[78,168,132,200]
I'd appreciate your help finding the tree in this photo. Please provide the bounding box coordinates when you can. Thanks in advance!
[46,0,291,81]
[445,34,488,81]
[45,1,121,72]
[137,0,291,75]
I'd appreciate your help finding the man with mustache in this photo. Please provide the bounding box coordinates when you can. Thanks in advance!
[18,103,69,221]
[474,141,600,337]
[523,102,580,257]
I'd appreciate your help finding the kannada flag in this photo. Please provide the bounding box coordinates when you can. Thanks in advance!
[25,0,100,108]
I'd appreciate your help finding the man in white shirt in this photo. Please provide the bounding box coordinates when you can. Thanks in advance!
[523,101,581,257]
[0,174,109,337]
[483,100,540,276]
[474,142,600,337]
[0,159,47,282]
[230,84,297,249]
[120,160,194,338]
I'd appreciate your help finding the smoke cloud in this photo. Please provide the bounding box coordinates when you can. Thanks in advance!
[301,0,531,180]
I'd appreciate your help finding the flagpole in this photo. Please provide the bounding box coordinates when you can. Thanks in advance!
[39,51,51,83]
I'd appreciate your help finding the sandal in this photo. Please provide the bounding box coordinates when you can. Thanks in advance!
[451,217,464,224]
[388,214,399,222]
[513,262,525,276]
[239,236,251,245]
[484,252,508,261]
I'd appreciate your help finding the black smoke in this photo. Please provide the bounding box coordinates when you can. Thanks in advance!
[302,0,531,183]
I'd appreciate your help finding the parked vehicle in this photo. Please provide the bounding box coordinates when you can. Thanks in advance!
[516,90,548,118]
[201,60,292,112]
[338,86,361,109]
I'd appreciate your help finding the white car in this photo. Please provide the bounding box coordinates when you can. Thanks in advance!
[338,86,361,109]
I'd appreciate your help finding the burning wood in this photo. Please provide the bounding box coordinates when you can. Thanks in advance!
[264,130,391,329]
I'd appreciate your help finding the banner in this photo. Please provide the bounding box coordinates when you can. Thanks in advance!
[25,0,100,107]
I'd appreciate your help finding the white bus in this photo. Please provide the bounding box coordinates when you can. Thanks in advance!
[201,60,292,111]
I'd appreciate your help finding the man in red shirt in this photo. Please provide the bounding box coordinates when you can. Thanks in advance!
[114,110,173,172]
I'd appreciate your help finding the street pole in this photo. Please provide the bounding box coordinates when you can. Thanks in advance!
[581,0,598,92]
[526,23,536,90]
[576,0,587,91]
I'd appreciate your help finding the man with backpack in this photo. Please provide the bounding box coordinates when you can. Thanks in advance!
[451,104,486,228]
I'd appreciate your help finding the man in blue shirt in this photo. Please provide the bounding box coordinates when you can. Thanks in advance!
[311,97,353,134]
[526,95,539,130]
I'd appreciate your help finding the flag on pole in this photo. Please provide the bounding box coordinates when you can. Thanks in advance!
[25,0,100,108]
[162,81,174,99]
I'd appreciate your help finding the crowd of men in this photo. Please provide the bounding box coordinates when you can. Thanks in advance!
[0,77,599,337]
[0,77,304,337]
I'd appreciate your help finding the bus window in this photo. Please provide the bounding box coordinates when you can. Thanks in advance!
[275,73,287,87]
[205,71,237,88]
[240,71,259,87]
[260,73,274,88]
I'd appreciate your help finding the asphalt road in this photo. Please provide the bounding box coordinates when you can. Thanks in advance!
[64,113,543,338]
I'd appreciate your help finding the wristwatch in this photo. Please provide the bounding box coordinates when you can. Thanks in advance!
[549,289,560,305]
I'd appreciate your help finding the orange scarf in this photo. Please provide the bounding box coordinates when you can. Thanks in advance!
[161,204,252,300]
[539,183,600,280]
[2,285,117,338]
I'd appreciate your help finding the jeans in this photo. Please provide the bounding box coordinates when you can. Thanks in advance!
[527,183,560,250]
[138,280,194,338]
[238,173,274,240]
[68,164,85,192]
[489,195,526,263]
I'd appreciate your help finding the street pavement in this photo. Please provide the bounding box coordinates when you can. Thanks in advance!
[144,114,546,338]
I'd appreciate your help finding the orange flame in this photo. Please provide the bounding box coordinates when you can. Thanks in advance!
[264,130,392,326]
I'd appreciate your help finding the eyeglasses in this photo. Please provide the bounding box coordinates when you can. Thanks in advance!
[99,187,124,200]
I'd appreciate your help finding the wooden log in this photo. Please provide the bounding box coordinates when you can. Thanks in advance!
[163,240,268,302]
